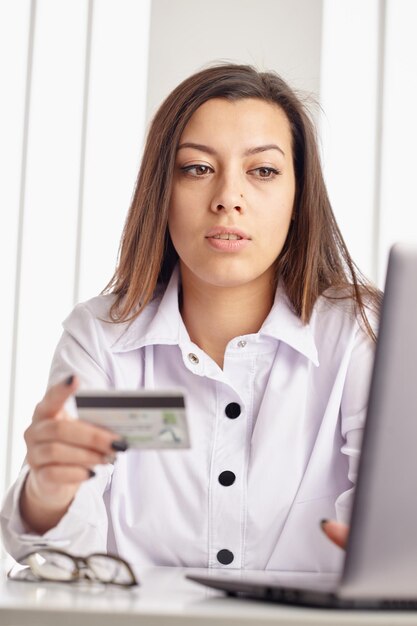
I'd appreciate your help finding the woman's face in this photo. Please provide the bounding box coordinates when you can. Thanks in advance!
[168,97,296,291]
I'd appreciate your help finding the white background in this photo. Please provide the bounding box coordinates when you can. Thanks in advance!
[0,0,416,502]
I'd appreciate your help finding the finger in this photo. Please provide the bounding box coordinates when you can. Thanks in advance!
[33,375,78,422]
[26,417,119,456]
[36,464,96,486]
[320,519,349,549]
[27,441,108,470]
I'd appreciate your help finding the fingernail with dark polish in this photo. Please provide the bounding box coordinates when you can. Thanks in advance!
[88,469,96,479]
[65,375,74,386]
[111,439,129,452]
[320,519,329,530]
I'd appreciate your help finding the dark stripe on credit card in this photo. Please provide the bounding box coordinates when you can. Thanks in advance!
[76,396,185,409]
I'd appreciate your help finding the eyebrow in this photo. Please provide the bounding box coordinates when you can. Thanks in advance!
[177,142,285,157]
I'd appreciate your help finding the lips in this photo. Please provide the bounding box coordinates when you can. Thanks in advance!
[205,227,250,240]
[204,226,251,253]
[211,233,241,240]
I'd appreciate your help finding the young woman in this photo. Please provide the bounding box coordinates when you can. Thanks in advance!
[1,64,380,572]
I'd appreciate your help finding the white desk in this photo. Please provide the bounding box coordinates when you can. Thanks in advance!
[1,565,417,626]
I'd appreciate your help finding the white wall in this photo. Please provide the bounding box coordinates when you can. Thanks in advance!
[1,0,417,506]
[146,0,323,119]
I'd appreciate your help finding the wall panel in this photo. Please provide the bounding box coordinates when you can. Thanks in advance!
[77,0,151,302]
[0,0,32,497]
[319,0,381,283]
[377,0,417,282]
[9,0,90,485]
[0,0,151,501]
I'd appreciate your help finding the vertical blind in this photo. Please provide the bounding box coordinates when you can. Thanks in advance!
[0,0,151,498]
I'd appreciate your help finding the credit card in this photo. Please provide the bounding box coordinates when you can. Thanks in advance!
[75,389,190,449]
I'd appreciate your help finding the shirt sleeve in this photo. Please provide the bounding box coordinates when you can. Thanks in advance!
[0,464,113,561]
[48,301,116,390]
[0,302,116,562]
[335,316,377,523]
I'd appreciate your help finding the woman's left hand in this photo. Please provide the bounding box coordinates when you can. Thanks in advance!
[320,520,349,549]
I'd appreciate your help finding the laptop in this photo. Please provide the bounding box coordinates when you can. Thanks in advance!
[186,243,417,609]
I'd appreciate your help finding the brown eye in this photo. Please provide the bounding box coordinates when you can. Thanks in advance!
[181,164,213,176]
[247,165,281,180]
[259,168,272,177]
[250,166,280,179]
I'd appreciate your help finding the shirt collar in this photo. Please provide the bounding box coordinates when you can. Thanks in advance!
[260,284,319,366]
[111,266,319,365]
[111,266,182,352]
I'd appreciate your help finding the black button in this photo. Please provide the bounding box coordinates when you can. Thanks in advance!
[218,471,236,486]
[217,549,234,565]
[225,403,241,419]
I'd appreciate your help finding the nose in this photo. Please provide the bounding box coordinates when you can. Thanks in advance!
[209,172,245,214]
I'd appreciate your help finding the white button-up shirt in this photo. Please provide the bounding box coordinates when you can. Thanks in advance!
[1,266,375,573]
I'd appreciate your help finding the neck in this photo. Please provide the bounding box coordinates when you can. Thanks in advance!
[180,265,276,368]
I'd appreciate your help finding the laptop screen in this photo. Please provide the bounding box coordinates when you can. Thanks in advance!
[340,243,417,599]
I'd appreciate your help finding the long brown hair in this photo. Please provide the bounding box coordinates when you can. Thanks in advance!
[104,64,381,340]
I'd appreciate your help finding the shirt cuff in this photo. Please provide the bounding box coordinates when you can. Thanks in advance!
[1,464,113,561]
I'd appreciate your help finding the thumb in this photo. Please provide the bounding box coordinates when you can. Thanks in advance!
[34,375,79,421]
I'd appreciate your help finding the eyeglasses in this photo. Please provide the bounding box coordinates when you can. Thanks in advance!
[8,549,138,587]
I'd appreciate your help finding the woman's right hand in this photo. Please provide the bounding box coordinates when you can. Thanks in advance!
[20,375,122,534]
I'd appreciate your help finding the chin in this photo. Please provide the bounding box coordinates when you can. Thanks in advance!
[195,267,266,290]
[180,257,275,291]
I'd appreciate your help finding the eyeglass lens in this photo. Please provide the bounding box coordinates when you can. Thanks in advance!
[26,551,77,581]
[87,555,135,585]
[20,550,137,586]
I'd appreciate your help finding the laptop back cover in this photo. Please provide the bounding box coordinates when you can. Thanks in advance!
[340,244,417,599]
